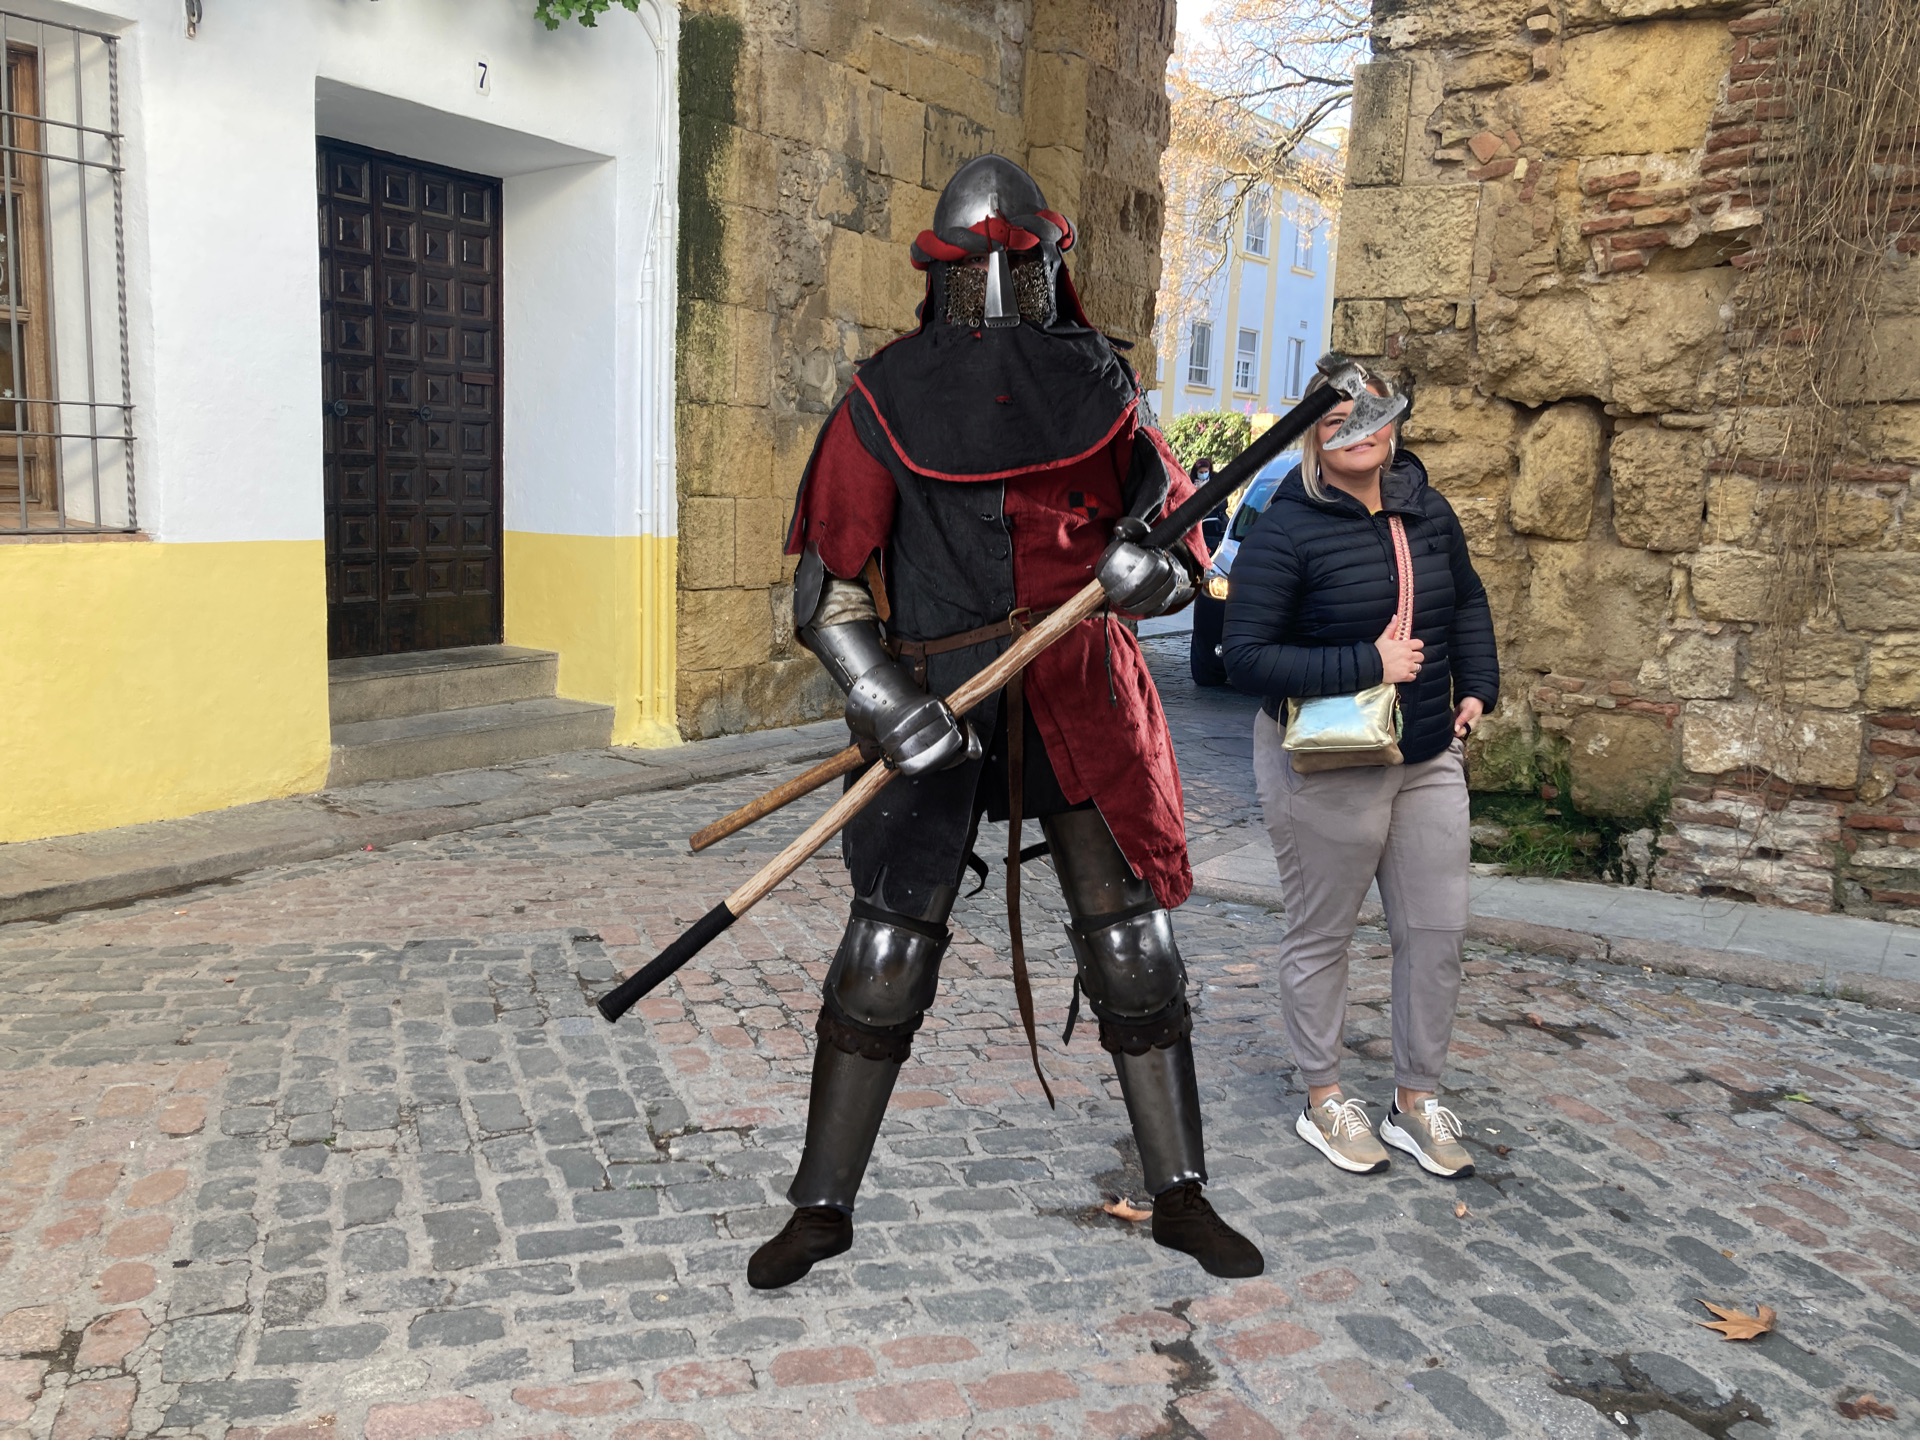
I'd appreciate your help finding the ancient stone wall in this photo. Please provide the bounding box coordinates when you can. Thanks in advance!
[1334,0,1920,917]
[674,0,1174,739]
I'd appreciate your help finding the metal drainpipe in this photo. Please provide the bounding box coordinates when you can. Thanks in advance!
[630,0,680,738]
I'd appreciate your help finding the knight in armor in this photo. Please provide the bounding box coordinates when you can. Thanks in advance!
[749,155,1264,1289]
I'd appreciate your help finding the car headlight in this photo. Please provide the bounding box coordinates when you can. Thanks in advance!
[1205,574,1230,601]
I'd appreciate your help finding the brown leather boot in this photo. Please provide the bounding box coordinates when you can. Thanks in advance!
[746,1206,854,1290]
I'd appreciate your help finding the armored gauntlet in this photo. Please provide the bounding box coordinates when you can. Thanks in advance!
[1097,516,1195,617]
[796,562,977,777]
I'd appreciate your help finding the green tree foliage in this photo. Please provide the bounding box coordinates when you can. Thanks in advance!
[1162,411,1252,473]
[535,0,640,28]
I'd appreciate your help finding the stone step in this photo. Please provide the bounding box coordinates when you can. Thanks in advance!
[326,697,616,787]
[328,645,560,725]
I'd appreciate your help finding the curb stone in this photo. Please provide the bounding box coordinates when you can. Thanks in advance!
[1190,877,1920,1016]
[0,725,847,927]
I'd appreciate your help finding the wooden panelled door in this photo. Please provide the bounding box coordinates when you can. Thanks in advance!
[319,139,503,658]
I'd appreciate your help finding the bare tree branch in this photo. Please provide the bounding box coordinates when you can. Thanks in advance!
[1154,0,1360,384]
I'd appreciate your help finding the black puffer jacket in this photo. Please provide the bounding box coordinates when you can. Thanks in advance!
[1221,450,1499,766]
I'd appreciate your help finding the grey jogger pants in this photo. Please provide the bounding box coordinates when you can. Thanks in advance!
[1252,709,1470,1093]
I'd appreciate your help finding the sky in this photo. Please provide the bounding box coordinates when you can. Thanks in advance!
[1176,1,1213,45]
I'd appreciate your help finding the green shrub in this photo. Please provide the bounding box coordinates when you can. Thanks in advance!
[1162,411,1251,473]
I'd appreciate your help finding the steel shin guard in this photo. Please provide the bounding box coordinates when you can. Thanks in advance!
[787,1042,902,1211]
[1114,1035,1209,1195]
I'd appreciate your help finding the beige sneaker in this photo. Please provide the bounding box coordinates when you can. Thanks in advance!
[1294,1095,1390,1174]
[1379,1098,1475,1178]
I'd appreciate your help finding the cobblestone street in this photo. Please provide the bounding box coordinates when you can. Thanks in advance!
[2,641,1918,1439]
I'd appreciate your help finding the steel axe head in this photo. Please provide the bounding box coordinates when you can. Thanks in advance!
[1317,354,1410,451]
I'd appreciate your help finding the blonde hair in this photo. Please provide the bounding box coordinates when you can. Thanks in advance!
[1299,368,1400,504]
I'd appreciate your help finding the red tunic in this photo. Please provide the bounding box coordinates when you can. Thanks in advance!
[788,402,1209,909]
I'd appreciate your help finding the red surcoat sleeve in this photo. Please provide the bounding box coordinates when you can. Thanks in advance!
[783,402,896,580]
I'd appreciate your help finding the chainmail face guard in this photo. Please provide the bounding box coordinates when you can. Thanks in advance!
[943,259,1057,328]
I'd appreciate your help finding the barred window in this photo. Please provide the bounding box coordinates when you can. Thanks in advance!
[0,12,132,536]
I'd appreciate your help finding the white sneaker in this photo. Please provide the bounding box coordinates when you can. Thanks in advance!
[1295,1094,1390,1174]
[1380,1098,1475,1178]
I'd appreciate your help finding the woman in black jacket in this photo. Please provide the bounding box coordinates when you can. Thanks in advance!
[1222,371,1498,1181]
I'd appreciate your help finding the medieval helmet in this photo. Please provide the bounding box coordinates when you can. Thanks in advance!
[910,154,1077,329]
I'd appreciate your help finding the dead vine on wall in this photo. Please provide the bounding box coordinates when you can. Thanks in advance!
[1727,0,1920,727]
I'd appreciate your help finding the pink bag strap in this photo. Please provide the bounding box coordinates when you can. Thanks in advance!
[1386,514,1414,643]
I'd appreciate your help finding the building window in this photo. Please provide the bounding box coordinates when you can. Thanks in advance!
[1293,217,1316,272]
[1187,321,1213,387]
[1285,336,1305,399]
[0,14,134,536]
[1234,329,1259,392]
[1242,187,1269,256]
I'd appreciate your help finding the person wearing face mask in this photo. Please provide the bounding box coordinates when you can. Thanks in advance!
[1220,365,1499,1181]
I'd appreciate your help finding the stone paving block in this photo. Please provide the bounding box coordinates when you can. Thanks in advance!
[423,1210,501,1270]
[49,1376,136,1440]
[157,1373,299,1435]
[274,1182,330,1220]
[262,1222,332,1273]
[170,1263,252,1318]
[162,1313,247,1382]
[497,1178,557,1227]
[469,1094,530,1135]
[572,1188,662,1221]
[419,1153,481,1203]
[515,1226,623,1261]
[407,1307,507,1348]
[573,1330,696,1371]
[1410,1367,1513,1433]
[364,1396,491,1438]
[255,1323,387,1365]
[262,1275,327,1328]
[344,1177,403,1227]
[341,1228,410,1273]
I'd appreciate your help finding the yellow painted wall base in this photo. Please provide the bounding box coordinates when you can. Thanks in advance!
[1,539,332,843]
[503,530,679,748]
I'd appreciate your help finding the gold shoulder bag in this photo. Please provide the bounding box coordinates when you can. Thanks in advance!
[1282,513,1413,773]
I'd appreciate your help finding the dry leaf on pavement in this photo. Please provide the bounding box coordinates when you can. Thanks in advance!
[1102,1197,1152,1223]
[1837,1395,1898,1422]
[1696,1301,1776,1341]
[1453,1201,1471,1218]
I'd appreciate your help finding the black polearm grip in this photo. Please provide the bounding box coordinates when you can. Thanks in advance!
[597,901,737,1023]
[1143,385,1341,551]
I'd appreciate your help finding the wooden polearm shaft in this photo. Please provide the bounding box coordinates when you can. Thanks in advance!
[597,579,1108,1022]
[598,371,1360,1024]
[688,746,865,852]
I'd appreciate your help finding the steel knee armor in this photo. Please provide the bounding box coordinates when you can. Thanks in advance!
[817,900,949,1062]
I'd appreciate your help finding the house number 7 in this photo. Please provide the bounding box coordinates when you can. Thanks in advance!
[476,59,491,95]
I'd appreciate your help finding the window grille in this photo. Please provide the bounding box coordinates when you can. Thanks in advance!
[1285,336,1305,399]
[1293,216,1316,272]
[1187,321,1212,387]
[0,12,132,536]
[1243,187,1269,257]
[1235,328,1258,392]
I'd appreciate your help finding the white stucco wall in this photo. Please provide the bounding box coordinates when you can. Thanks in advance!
[21,0,674,545]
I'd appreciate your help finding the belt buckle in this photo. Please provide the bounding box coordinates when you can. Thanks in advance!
[1007,605,1033,635]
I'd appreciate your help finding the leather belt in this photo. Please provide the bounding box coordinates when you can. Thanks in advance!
[885,605,1060,688]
